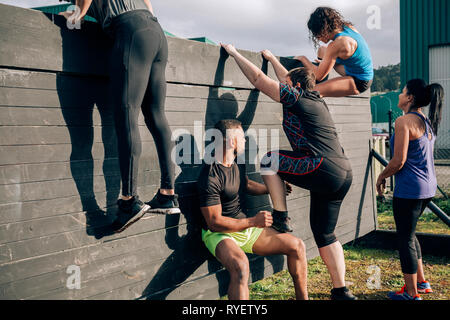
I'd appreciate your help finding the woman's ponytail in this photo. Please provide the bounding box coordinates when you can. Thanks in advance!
[427,83,444,136]
[406,79,444,136]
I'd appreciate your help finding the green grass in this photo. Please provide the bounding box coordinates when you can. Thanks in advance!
[377,195,450,235]
[243,245,449,300]
[219,193,450,301]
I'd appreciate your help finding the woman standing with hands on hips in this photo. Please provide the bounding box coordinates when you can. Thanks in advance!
[377,79,444,300]
[59,0,180,232]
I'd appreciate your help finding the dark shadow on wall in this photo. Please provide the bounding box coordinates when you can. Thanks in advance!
[139,134,222,299]
[51,13,119,240]
[205,48,261,132]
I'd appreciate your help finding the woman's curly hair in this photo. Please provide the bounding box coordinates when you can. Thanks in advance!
[307,7,353,48]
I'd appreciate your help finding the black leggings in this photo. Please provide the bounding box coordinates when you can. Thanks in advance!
[262,151,353,248]
[393,197,431,274]
[109,10,175,196]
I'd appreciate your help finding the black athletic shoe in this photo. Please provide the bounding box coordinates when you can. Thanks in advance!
[112,196,150,233]
[146,190,181,214]
[331,287,358,300]
[271,210,293,233]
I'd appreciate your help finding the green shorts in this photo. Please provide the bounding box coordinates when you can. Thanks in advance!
[201,227,264,257]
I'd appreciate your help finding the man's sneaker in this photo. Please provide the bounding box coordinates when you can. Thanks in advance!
[112,196,150,233]
[146,190,181,214]
[417,281,433,294]
[330,287,358,300]
[388,285,422,300]
[271,210,293,233]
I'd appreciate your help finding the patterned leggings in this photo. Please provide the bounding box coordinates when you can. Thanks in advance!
[261,151,353,248]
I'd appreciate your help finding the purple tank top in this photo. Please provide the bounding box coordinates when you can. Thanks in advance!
[390,112,437,199]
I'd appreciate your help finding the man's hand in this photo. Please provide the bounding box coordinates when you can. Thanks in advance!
[252,211,273,228]
[220,43,239,57]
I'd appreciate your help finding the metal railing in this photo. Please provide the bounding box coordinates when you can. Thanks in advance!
[371,149,450,227]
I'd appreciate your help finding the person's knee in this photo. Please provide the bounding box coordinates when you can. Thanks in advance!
[128,138,142,159]
[287,238,306,258]
[228,256,250,283]
[313,230,337,248]
[400,257,418,274]
[352,88,361,96]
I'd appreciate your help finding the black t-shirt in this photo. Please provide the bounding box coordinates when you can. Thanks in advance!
[279,83,347,161]
[197,162,247,230]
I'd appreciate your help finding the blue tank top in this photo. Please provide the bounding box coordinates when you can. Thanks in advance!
[333,26,374,81]
[390,112,437,199]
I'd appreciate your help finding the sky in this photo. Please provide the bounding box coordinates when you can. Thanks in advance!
[0,0,400,68]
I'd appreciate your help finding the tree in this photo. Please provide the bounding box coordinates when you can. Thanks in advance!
[371,63,401,92]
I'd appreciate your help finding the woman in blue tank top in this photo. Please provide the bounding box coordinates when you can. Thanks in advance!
[376,79,444,300]
[295,7,374,97]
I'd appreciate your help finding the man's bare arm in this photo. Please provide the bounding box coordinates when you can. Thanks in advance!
[200,205,272,233]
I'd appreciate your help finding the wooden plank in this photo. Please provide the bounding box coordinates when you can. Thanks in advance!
[0,84,368,120]
[0,157,372,228]
[0,5,110,76]
[35,213,375,300]
[0,154,365,211]
[0,182,373,267]
[53,255,283,300]
[0,131,369,168]
[0,4,273,88]
[0,145,370,187]
[0,120,370,150]
[0,155,367,223]
[0,160,371,228]
[0,202,374,299]
[0,185,372,274]
[0,4,371,99]
[0,69,279,103]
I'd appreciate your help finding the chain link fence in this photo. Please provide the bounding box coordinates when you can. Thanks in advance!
[435,142,450,198]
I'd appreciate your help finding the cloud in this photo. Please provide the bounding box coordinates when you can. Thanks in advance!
[0,0,61,7]
[152,0,399,67]
[0,0,400,67]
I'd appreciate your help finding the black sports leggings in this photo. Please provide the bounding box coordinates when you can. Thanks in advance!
[392,197,431,274]
[108,10,175,196]
[262,151,353,248]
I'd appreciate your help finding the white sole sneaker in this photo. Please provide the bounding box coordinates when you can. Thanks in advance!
[147,207,181,215]
[115,204,150,233]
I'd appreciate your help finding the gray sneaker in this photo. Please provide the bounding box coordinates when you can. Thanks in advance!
[112,196,150,233]
[331,287,358,300]
[146,191,181,214]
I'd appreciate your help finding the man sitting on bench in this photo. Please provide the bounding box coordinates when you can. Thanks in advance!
[198,119,308,300]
